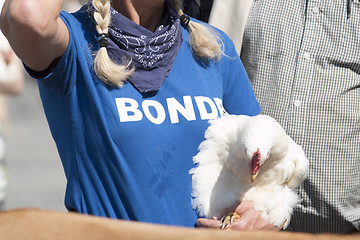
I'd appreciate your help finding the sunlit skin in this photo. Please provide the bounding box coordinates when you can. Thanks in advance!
[112,0,165,32]
[196,201,278,231]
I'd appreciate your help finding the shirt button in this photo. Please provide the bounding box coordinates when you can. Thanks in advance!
[312,7,320,14]
[294,100,301,107]
[303,52,311,60]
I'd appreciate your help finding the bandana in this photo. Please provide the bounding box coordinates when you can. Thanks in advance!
[107,1,183,94]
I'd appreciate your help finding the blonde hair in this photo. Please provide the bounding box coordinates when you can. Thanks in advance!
[91,0,222,86]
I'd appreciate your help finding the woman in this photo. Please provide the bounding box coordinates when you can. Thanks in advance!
[0,0,273,230]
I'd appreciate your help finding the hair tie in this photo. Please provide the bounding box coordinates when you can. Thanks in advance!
[180,14,190,27]
[97,33,109,48]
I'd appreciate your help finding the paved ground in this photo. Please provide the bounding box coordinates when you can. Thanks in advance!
[3,75,67,212]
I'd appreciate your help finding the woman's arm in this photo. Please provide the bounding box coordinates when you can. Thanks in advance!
[0,0,69,72]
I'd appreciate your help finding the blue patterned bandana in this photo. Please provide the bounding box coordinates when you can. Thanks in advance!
[107,1,183,94]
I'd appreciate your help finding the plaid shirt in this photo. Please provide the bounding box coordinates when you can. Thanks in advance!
[241,0,360,234]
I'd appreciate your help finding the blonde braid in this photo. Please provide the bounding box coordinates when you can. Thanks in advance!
[169,0,223,61]
[92,0,134,87]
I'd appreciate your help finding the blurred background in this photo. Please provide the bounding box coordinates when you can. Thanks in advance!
[4,77,66,211]
[1,0,84,212]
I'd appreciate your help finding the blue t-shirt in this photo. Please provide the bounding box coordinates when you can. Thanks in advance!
[29,9,260,227]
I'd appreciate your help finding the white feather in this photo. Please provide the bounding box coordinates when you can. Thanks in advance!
[190,114,309,229]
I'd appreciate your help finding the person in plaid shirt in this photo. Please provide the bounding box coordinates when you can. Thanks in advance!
[210,0,360,234]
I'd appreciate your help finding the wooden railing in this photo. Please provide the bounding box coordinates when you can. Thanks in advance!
[0,209,358,240]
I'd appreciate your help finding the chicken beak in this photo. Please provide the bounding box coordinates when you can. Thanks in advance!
[251,172,259,182]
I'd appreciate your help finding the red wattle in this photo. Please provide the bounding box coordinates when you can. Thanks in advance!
[251,148,261,174]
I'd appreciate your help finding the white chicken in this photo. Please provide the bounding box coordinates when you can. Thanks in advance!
[190,114,309,229]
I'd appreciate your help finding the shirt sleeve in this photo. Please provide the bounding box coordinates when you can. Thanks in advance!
[25,11,82,98]
[219,31,261,116]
